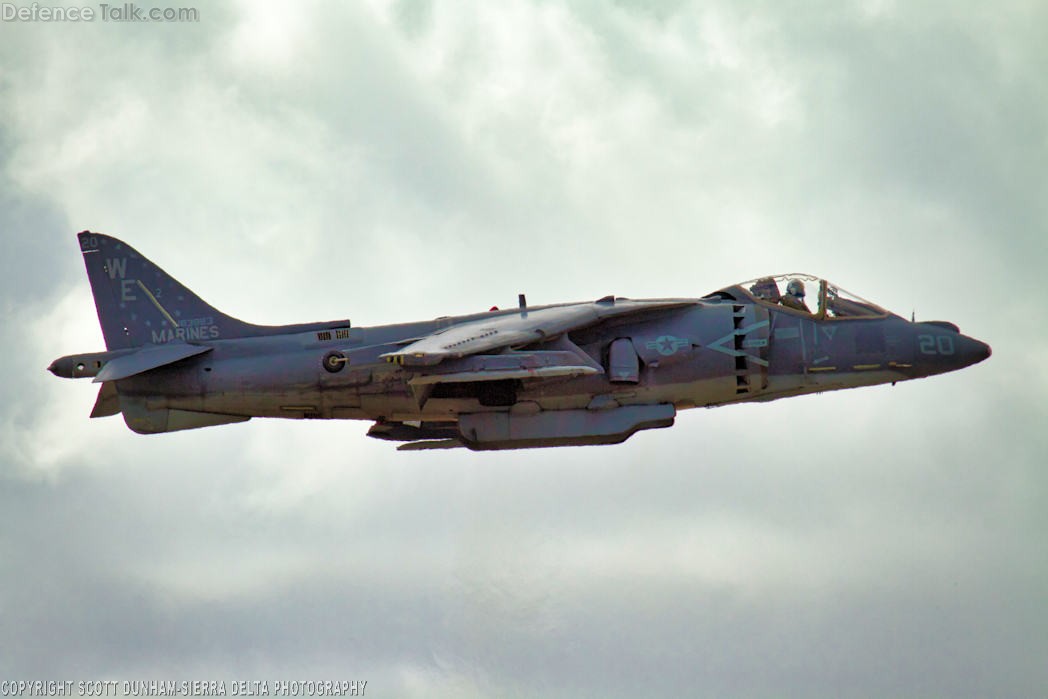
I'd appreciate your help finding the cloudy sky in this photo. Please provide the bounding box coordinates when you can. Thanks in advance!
[1,1,1045,696]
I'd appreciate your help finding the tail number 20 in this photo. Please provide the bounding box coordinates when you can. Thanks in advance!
[919,334,955,355]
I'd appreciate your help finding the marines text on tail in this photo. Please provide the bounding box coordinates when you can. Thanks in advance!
[49,231,990,451]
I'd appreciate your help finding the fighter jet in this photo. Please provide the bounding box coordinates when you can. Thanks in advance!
[49,231,990,450]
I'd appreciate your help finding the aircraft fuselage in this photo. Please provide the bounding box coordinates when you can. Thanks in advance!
[48,234,990,450]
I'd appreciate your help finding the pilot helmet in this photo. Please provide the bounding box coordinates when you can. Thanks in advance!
[786,279,805,298]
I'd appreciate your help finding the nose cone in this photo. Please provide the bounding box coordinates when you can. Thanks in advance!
[910,323,990,378]
[969,338,991,365]
[946,333,992,372]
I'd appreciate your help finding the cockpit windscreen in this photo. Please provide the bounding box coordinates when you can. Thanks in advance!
[713,274,890,319]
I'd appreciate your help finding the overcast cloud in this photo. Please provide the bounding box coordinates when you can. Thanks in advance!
[1,1,1045,697]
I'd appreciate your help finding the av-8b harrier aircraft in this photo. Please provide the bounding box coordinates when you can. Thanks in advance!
[49,231,990,450]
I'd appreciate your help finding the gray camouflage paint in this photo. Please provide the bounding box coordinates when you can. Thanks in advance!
[49,232,990,450]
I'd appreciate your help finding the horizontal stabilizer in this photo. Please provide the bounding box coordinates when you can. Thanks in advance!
[94,343,212,383]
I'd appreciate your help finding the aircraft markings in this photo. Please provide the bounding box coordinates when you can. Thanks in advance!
[707,321,770,366]
[646,335,689,356]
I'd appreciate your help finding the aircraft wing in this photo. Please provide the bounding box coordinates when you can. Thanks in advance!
[381,298,697,367]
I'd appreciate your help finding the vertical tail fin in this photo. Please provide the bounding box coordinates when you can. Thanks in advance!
[78,231,260,349]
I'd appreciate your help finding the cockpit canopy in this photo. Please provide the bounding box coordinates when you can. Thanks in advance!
[709,274,892,319]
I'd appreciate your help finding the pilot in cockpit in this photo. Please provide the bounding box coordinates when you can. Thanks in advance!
[780,279,811,313]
